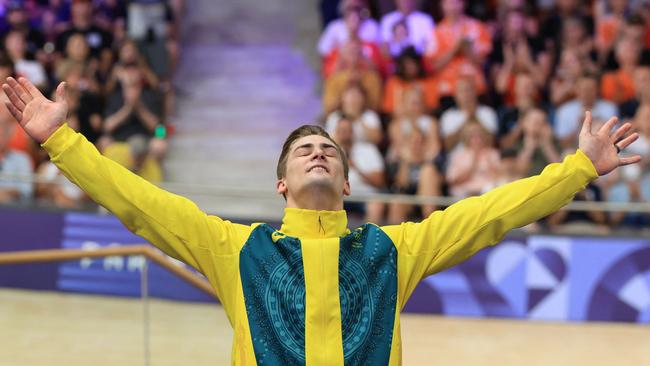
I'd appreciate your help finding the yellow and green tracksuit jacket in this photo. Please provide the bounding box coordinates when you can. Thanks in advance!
[43,124,599,365]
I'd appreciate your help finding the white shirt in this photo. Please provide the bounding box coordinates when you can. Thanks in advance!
[553,100,619,139]
[439,106,498,137]
[380,10,434,56]
[348,142,384,195]
[0,149,33,200]
[325,110,381,143]
[317,18,381,56]
[15,59,47,87]
[395,115,435,135]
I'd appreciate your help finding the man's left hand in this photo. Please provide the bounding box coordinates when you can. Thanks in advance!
[579,111,641,176]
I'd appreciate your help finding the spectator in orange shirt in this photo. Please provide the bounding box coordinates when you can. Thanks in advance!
[381,46,438,116]
[446,123,501,198]
[549,48,585,106]
[491,9,549,107]
[321,3,386,79]
[424,0,491,97]
[595,0,631,57]
[323,38,382,113]
[601,37,641,104]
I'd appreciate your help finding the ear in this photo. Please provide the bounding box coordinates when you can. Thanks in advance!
[343,180,351,196]
[276,178,288,196]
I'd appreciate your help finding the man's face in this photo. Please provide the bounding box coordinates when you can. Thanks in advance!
[442,0,464,18]
[634,67,650,98]
[277,135,350,200]
[576,77,598,106]
[396,0,415,14]
[72,2,92,23]
[455,78,476,107]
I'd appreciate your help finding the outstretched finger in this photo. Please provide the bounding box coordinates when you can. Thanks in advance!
[54,82,67,103]
[611,122,632,143]
[6,77,32,105]
[2,84,26,112]
[580,111,593,135]
[4,101,22,122]
[18,77,44,99]
[619,155,642,166]
[616,132,639,150]
[599,116,619,136]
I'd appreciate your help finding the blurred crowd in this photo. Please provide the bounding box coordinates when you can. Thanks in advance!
[318,0,650,231]
[0,0,183,209]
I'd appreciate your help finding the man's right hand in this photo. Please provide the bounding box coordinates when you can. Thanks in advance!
[2,77,68,144]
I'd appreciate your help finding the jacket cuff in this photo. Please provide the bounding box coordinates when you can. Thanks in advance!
[575,149,599,181]
[41,124,76,158]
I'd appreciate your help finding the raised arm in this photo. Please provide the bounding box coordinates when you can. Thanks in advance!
[2,77,251,276]
[382,112,641,304]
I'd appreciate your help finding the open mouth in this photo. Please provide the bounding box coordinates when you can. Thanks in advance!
[308,164,329,173]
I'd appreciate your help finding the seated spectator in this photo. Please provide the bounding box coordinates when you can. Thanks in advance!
[387,128,441,223]
[321,4,385,79]
[56,0,113,59]
[322,38,382,113]
[102,134,165,183]
[0,119,33,203]
[620,64,650,119]
[381,46,438,116]
[0,64,30,155]
[94,0,127,32]
[512,109,561,177]
[106,39,159,94]
[61,64,104,144]
[446,123,501,198]
[36,158,86,208]
[100,64,167,170]
[600,37,641,104]
[539,0,594,56]
[379,0,434,57]
[387,87,441,164]
[498,72,539,150]
[549,49,585,106]
[554,72,618,149]
[4,30,47,89]
[556,16,598,73]
[595,0,631,57]
[424,0,491,97]
[317,0,379,58]
[495,148,523,187]
[491,9,549,106]
[2,1,45,61]
[439,77,497,152]
[332,117,385,224]
[325,83,382,145]
[55,33,99,92]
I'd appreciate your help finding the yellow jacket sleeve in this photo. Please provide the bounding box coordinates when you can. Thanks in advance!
[382,149,599,306]
[42,124,253,312]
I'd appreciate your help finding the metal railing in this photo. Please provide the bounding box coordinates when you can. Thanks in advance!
[3,171,650,214]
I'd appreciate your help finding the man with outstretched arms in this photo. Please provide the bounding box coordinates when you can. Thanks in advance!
[2,77,641,365]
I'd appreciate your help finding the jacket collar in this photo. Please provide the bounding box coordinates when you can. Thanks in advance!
[279,208,349,239]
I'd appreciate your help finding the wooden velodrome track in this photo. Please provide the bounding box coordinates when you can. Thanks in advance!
[0,289,647,365]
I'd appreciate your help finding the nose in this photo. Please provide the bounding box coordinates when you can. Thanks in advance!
[311,146,327,161]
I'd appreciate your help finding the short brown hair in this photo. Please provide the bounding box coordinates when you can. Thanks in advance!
[276,125,349,180]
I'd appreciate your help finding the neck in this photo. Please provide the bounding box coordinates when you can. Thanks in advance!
[286,187,344,211]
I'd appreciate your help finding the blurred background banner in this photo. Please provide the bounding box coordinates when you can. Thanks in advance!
[2,206,648,323]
